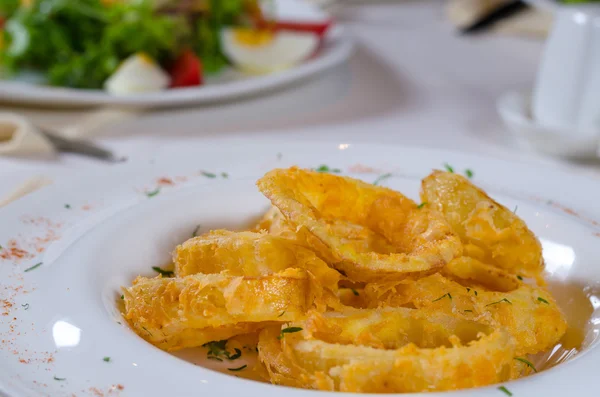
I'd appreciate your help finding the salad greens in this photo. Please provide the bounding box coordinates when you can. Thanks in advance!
[0,0,249,89]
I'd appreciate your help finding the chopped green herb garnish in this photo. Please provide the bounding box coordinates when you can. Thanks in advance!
[117,321,122,325]
[444,163,455,173]
[373,173,392,186]
[514,357,537,372]
[497,386,512,396]
[24,262,43,272]
[221,172,229,178]
[314,165,341,173]
[0,245,2,249]
[537,297,549,305]
[351,288,359,296]
[204,340,228,357]
[142,326,152,336]
[21,303,29,310]
[463,309,473,313]
[227,365,247,372]
[278,311,286,318]
[201,171,217,178]
[466,288,478,296]
[417,202,427,209]
[229,348,242,360]
[103,357,111,362]
[152,266,174,277]
[146,188,160,198]
[513,205,518,214]
[278,327,303,339]
[432,293,452,302]
[203,340,242,360]
[121,295,124,300]
[486,298,512,307]
[54,376,66,381]
[192,225,201,238]
[65,204,71,209]
[517,275,523,281]
[465,169,474,178]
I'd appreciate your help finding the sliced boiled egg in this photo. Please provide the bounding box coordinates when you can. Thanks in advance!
[104,53,170,95]
[221,28,319,74]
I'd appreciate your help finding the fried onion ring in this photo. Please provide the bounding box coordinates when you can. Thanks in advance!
[124,269,315,350]
[258,308,515,392]
[173,230,340,307]
[361,258,567,355]
[257,167,462,282]
[421,171,543,278]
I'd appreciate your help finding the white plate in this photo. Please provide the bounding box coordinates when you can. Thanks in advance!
[0,27,352,108]
[1,141,600,397]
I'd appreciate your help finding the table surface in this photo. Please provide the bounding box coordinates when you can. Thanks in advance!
[1,1,598,199]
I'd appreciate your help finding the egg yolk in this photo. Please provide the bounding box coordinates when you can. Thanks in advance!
[233,29,275,47]
[137,53,155,65]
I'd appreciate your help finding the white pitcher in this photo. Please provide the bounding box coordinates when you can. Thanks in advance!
[531,0,600,140]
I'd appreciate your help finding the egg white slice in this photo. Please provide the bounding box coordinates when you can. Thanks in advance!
[104,53,170,95]
[221,29,320,74]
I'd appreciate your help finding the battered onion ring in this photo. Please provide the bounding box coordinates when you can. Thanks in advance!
[124,269,315,350]
[173,230,340,308]
[421,171,544,279]
[254,206,296,238]
[257,167,462,282]
[258,308,515,392]
[361,258,567,355]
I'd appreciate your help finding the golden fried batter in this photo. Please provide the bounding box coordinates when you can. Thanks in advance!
[124,270,313,350]
[257,167,462,282]
[258,308,515,392]
[421,171,543,278]
[174,230,340,308]
[121,167,569,392]
[361,260,567,355]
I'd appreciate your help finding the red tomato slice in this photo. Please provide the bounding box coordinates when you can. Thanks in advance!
[169,50,203,88]
[271,20,333,37]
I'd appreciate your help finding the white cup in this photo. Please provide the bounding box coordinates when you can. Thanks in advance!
[531,1,600,140]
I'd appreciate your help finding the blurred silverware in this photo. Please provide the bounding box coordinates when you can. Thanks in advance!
[461,1,529,34]
[38,127,126,163]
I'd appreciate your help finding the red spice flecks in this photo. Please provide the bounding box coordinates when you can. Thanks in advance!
[82,205,92,211]
[593,232,600,238]
[0,240,33,261]
[348,164,378,174]
[19,358,30,364]
[530,196,600,227]
[157,177,174,186]
[1,299,13,316]
[174,176,188,183]
[89,387,105,397]
[117,385,124,391]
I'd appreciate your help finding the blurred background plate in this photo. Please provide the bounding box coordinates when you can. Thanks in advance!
[0,25,352,109]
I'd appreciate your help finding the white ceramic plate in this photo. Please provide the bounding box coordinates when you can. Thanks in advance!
[1,141,600,397]
[0,17,352,108]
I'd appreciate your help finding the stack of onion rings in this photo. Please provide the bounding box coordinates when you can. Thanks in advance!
[122,167,567,392]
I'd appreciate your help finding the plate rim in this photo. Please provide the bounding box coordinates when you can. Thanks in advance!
[1,141,600,397]
[0,27,353,108]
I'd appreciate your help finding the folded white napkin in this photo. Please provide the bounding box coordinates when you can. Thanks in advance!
[0,176,54,208]
[0,108,140,206]
[0,113,56,156]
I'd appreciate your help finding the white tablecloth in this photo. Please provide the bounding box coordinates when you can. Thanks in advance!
[1,1,598,199]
